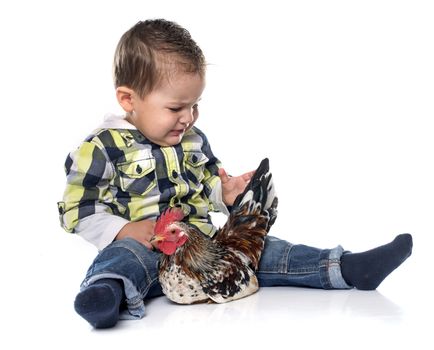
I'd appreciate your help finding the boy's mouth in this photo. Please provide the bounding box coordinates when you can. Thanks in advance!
[169,129,185,136]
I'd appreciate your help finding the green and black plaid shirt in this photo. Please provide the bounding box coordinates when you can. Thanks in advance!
[58,120,224,246]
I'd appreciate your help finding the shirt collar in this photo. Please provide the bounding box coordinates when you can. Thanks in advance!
[97,113,137,130]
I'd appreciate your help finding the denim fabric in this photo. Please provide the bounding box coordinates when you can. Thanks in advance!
[80,238,162,319]
[257,236,351,289]
[80,236,351,319]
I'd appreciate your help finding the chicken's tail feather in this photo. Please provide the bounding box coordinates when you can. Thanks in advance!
[232,158,278,231]
[215,158,278,270]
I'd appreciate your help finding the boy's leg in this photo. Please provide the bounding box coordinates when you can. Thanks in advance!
[257,236,351,289]
[74,237,163,328]
[257,234,412,290]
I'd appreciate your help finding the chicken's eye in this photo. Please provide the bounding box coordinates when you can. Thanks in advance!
[171,229,176,234]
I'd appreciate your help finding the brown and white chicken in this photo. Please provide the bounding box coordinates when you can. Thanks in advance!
[151,158,278,304]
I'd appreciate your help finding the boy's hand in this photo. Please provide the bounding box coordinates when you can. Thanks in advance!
[115,219,156,250]
[218,168,255,206]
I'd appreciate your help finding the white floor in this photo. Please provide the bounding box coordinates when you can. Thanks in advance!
[4,231,431,350]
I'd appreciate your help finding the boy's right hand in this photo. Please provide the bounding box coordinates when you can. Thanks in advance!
[115,220,156,250]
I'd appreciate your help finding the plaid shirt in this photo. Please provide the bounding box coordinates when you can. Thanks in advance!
[58,116,225,248]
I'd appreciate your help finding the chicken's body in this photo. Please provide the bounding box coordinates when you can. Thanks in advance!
[155,158,278,304]
[159,230,259,304]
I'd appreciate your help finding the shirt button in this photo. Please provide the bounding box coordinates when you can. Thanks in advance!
[172,170,178,179]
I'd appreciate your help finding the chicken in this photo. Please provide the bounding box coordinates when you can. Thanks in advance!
[151,158,278,304]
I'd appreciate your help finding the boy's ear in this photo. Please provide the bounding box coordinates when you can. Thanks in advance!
[116,86,135,112]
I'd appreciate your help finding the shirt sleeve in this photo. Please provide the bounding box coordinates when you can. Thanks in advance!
[58,140,120,236]
[198,130,230,215]
[74,212,129,251]
[208,179,230,216]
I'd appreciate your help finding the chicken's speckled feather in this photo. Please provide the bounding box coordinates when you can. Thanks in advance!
[157,158,278,304]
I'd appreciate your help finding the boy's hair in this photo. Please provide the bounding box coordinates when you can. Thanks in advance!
[113,19,206,98]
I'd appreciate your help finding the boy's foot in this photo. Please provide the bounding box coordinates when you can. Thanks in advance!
[74,278,124,329]
[341,233,413,290]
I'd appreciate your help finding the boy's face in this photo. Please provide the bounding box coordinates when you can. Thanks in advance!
[123,71,205,147]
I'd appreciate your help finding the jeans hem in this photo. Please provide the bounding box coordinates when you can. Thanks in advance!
[81,272,146,320]
[319,245,352,290]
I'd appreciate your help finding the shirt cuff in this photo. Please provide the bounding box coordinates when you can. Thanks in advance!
[209,179,230,216]
[75,213,130,251]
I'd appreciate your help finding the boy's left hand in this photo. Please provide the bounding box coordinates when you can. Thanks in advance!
[219,168,255,206]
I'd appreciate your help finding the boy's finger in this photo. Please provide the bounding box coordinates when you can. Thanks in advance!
[141,239,154,250]
[218,168,230,183]
[145,242,153,250]
[242,170,255,181]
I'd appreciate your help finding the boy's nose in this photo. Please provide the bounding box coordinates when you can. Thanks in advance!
[179,109,195,125]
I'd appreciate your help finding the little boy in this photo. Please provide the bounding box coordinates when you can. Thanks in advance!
[58,19,413,329]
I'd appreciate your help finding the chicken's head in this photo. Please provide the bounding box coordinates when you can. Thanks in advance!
[151,208,188,255]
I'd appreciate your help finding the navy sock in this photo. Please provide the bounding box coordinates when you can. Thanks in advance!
[341,234,413,290]
[74,278,124,329]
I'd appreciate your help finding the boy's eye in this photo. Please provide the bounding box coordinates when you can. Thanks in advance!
[168,104,199,113]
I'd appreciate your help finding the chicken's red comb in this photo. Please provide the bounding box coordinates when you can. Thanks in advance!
[155,208,185,234]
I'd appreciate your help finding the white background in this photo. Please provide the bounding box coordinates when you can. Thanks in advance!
[0,0,433,349]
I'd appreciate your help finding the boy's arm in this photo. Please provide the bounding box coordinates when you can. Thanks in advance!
[197,130,254,211]
[58,140,114,233]
[76,213,156,251]
[74,212,129,250]
[59,140,157,251]
[58,141,129,250]
[198,132,230,216]
[208,180,230,216]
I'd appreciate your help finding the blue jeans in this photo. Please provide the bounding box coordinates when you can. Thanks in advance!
[80,236,351,319]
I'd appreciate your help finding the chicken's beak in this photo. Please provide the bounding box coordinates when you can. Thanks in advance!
[150,234,164,243]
